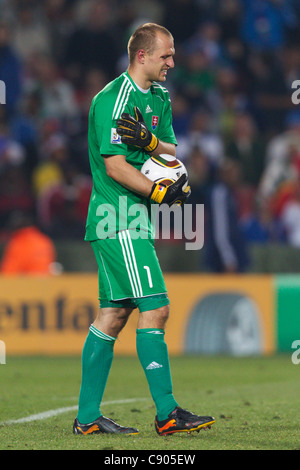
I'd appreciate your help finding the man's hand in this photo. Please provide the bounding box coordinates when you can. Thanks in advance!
[117,106,159,153]
[149,174,191,206]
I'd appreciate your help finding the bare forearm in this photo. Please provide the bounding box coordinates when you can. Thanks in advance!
[104,141,176,197]
[150,141,176,157]
[104,155,153,197]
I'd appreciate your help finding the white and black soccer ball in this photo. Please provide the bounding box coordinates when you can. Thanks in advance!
[141,154,188,187]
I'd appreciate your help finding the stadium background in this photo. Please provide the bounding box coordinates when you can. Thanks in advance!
[1,0,300,357]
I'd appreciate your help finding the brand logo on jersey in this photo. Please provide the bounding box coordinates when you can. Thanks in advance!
[152,115,159,130]
[111,128,122,144]
[146,104,152,113]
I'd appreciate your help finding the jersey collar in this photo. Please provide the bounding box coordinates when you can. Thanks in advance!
[124,71,154,94]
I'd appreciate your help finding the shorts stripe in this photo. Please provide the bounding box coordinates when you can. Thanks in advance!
[125,230,143,296]
[122,230,143,297]
[118,231,137,297]
[122,231,140,297]
[118,230,143,298]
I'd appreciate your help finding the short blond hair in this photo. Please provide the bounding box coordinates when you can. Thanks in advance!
[127,23,173,64]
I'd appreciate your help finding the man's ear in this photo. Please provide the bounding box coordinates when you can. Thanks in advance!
[137,49,146,64]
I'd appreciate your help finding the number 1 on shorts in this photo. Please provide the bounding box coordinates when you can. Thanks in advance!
[143,265,153,288]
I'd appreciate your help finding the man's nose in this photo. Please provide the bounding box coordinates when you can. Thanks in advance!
[166,57,174,69]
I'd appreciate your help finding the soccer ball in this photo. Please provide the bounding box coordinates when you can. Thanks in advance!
[141,154,188,187]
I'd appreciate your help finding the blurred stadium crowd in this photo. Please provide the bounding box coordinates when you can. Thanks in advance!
[1,0,300,273]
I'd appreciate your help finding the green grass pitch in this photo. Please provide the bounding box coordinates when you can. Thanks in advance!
[0,354,299,451]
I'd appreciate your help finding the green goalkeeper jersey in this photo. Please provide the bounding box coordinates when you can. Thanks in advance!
[85,70,177,241]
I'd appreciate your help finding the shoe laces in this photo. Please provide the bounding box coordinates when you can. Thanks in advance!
[173,407,199,421]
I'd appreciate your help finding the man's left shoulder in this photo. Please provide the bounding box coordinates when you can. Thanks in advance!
[151,82,171,103]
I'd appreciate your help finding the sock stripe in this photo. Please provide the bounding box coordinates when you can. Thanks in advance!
[89,325,116,342]
[137,328,164,335]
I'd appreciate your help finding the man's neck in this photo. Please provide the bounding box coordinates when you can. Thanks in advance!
[127,66,152,91]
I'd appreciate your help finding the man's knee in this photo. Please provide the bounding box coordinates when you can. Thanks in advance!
[94,307,133,336]
[157,304,170,324]
[138,304,170,329]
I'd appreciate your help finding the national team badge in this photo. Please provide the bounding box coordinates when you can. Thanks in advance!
[152,115,159,130]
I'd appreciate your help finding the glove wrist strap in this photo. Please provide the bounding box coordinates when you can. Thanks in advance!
[144,135,159,153]
[149,183,167,203]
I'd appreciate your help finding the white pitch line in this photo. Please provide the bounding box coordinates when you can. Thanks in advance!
[1,397,148,425]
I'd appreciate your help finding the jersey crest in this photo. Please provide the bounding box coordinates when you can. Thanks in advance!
[152,115,159,130]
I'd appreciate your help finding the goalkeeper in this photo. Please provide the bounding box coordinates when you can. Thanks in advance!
[73,23,215,437]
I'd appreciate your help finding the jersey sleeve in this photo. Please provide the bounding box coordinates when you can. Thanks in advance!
[93,94,129,157]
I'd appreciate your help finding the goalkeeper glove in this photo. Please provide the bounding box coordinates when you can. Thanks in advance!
[149,174,191,206]
[116,106,159,153]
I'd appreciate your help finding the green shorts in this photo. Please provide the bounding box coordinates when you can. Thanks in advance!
[91,229,169,313]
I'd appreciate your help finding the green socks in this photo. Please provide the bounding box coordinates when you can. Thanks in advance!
[136,328,178,420]
[77,326,178,424]
[77,325,116,424]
